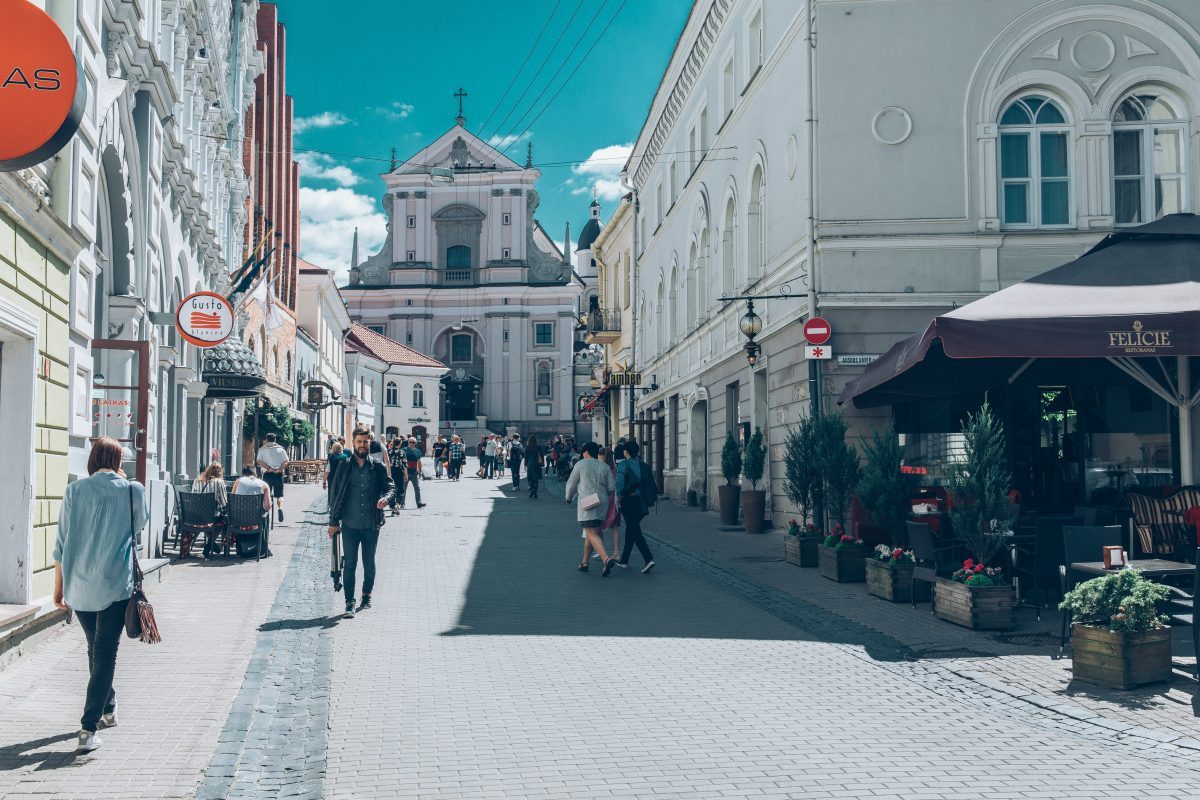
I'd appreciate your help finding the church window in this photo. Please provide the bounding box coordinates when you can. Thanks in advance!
[407,250,415,261]
[447,245,471,268]
[406,332,413,344]
[999,95,1071,227]
[502,213,511,225]
[1112,91,1187,225]
[413,383,425,408]
[503,330,510,342]
[407,215,416,228]
[451,333,473,363]
[535,361,553,399]
[748,164,766,281]
[386,381,398,406]
[502,248,511,259]
[534,322,554,346]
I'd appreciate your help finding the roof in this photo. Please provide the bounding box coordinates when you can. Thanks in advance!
[345,324,448,369]
[575,218,603,252]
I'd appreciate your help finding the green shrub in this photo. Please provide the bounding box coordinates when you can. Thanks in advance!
[947,400,1013,567]
[858,420,914,546]
[721,432,742,486]
[1059,569,1169,633]
[743,427,766,490]
[783,416,820,527]
[813,412,860,528]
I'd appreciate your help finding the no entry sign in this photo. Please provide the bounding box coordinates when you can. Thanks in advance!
[803,316,832,345]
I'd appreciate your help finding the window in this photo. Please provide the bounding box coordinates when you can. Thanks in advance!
[999,95,1071,227]
[1112,92,1187,225]
[502,212,511,225]
[722,56,735,121]
[407,250,416,261]
[446,245,471,268]
[412,383,425,407]
[451,333,472,363]
[386,381,398,406]
[747,7,764,80]
[700,106,709,156]
[406,332,413,344]
[748,165,766,281]
[656,180,664,227]
[502,247,511,259]
[534,322,553,345]
[367,324,386,335]
[535,361,552,398]
[407,215,416,228]
[669,161,677,205]
[688,125,698,173]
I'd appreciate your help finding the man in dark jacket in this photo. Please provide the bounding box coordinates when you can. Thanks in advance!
[328,426,395,617]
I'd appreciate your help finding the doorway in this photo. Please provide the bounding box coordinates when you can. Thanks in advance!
[689,400,709,506]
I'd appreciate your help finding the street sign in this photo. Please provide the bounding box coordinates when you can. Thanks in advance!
[609,371,642,387]
[804,345,832,360]
[175,291,234,348]
[837,354,879,366]
[803,317,832,345]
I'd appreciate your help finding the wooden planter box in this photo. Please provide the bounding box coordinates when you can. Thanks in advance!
[865,558,928,603]
[784,536,820,567]
[818,544,866,583]
[1070,624,1172,690]
[933,578,1015,630]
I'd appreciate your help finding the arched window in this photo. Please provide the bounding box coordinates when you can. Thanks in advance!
[999,95,1071,227]
[272,346,280,376]
[699,227,710,321]
[748,165,765,281]
[668,265,679,343]
[655,281,666,357]
[451,333,473,363]
[1113,91,1187,224]
[386,381,398,406]
[687,243,699,330]
[722,196,736,293]
[446,245,471,268]
[413,383,425,408]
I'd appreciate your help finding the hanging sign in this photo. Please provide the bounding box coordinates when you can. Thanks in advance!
[0,0,87,171]
[176,291,235,348]
[802,317,832,345]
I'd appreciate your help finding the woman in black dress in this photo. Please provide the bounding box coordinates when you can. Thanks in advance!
[523,435,544,499]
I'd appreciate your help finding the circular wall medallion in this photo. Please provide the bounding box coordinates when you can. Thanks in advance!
[1071,31,1116,72]
[785,135,798,179]
[871,106,912,145]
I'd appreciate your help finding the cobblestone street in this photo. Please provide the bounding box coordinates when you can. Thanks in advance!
[4,471,1200,799]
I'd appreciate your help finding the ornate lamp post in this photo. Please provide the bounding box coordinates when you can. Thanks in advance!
[720,290,794,366]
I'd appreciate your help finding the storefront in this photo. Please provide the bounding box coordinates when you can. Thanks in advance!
[200,337,266,476]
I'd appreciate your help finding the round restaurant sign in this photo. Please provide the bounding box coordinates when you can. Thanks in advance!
[0,0,87,171]
[176,291,235,348]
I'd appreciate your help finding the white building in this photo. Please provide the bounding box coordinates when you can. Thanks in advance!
[297,260,351,450]
[339,106,582,443]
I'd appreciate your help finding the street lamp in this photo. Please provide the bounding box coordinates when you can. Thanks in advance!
[720,290,795,366]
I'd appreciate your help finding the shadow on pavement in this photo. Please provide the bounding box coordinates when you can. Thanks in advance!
[0,733,80,772]
[258,615,341,632]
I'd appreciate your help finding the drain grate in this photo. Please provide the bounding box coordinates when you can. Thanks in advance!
[991,632,1061,648]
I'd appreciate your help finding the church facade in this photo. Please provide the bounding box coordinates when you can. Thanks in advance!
[340,112,583,440]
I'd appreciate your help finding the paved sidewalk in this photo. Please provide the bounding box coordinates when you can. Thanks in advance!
[0,483,323,800]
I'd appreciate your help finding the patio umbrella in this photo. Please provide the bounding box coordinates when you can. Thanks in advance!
[839,213,1200,479]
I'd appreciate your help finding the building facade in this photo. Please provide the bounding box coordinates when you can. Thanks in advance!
[297,261,351,453]
[623,0,1200,525]
[589,194,635,448]
[339,111,581,442]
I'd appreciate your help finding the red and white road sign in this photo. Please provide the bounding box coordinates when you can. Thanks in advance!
[805,346,832,360]
[803,316,832,345]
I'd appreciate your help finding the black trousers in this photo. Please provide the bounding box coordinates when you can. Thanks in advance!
[510,461,521,489]
[342,526,379,603]
[76,600,125,732]
[620,507,654,565]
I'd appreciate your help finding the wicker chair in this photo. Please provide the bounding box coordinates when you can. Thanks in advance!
[177,490,220,559]
[227,493,270,561]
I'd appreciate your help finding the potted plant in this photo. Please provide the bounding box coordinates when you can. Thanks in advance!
[741,427,768,533]
[933,401,1016,630]
[817,525,867,583]
[718,432,742,526]
[858,420,913,548]
[866,544,927,603]
[784,519,822,567]
[1060,569,1172,690]
[813,412,861,531]
[783,416,821,559]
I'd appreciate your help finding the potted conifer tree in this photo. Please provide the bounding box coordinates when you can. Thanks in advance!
[718,432,742,526]
[741,427,768,533]
[783,416,822,565]
[859,421,922,601]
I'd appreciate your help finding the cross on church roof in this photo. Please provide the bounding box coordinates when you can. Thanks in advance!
[454,87,468,126]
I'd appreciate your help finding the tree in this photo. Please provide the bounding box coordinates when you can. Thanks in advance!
[947,399,1014,567]
[858,420,914,546]
[743,427,766,490]
[783,415,820,527]
[814,412,861,529]
[721,432,742,486]
[242,401,294,448]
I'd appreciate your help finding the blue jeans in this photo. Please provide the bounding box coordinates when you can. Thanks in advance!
[341,526,379,604]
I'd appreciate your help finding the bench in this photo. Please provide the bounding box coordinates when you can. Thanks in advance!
[1126,486,1200,557]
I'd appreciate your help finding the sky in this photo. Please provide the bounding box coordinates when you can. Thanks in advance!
[278,0,692,282]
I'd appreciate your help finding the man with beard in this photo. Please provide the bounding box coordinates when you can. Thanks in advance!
[327,426,395,617]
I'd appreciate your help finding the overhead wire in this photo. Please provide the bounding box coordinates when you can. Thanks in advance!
[477,0,565,136]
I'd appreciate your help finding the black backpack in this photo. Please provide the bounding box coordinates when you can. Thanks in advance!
[620,459,658,508]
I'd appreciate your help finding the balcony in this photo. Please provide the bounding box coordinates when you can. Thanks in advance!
[585,309,622,345]
[441,269,474,285]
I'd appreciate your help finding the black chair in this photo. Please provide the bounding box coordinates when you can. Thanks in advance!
[177,490,220,559]
[1058,524,1124,651]
[908,521,962,611]
[1161,548,1200,680]
[1012,515,1080,620]
[227,493,270,561]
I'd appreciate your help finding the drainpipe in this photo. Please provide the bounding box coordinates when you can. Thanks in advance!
[620,170,639,441]
[806,1,821,421]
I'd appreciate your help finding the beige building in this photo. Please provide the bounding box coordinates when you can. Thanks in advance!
[588,195,635,448]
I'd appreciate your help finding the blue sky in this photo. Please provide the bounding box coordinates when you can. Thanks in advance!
[279,0,691,280]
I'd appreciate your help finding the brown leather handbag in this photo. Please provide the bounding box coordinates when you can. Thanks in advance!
[124,486,162,643]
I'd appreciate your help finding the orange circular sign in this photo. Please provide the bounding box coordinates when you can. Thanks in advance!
[176,291,236,348]
[0,0,86,171]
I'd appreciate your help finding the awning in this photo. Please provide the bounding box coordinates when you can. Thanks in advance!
[202,337,266,399]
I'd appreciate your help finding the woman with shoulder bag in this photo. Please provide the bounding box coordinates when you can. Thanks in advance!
[564,442,617,576]
[53,437,150,752]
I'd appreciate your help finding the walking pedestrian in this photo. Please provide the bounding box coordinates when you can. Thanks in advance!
[53,437,148,752]
[507,433,524,489]
[523,435,544,498]
[255,432,289,523]
[324,441,349,491]
[616,440,656,573]
[327,426,395,617]
[485,434,500,478]
[448,434,466,481]
[388,438,408,513]
[190,462,228,558]
[399,436,427,508]
[565,442,617,576]
[579,446,621,567]
[432,435,447,479]
[476,436,488,478]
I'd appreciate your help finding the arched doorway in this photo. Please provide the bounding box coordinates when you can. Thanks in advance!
[434,326,484,421]
[689,394,709,509]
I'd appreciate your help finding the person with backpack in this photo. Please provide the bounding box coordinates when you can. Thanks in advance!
[507,433,524,490]
[615,439,656,573]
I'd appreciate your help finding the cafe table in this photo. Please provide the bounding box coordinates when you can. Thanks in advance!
[1069,559,1194,579]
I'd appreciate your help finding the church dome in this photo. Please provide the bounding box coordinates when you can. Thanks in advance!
[574,199,604,252]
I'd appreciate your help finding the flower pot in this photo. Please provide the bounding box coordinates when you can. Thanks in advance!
[717,485,740,525]
[741,490,766,534]
[933,578,1015,630]
[818,544,866,582]
[784,536,820,567]
[1070,624,1172,690]
[865,558,928,603]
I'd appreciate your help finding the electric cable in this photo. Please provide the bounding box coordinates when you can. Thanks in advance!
[477,0,565,136]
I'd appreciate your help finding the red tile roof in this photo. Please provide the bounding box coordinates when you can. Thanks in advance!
[346,323,447,369]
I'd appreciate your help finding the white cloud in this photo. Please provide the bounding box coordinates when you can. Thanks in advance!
[293,111,351,133]
[487,131,531,150]
[569,143,632,202]
[299,187,387,285]
[371,101,415,121]
[296,152,361,188]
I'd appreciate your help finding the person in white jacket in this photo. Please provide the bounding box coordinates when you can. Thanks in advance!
[564,442,617,577]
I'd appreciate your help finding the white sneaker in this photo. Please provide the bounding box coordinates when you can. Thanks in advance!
[641,560,656,574]
[99,705,118,729]
[77,730,102,751]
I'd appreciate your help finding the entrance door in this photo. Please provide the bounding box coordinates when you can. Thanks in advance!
[91,339,150,483]
[444,381,477,421]
[689,400,708,504]
[412,425,428,455]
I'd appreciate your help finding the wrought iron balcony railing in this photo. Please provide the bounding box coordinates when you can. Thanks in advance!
[586,309,622,333]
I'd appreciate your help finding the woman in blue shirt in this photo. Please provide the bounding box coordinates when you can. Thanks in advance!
[53,437,148,752]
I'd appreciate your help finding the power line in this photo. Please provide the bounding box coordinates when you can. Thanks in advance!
[477,0,565,135]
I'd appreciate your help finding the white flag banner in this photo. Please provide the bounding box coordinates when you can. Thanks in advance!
[265,280,285,331]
